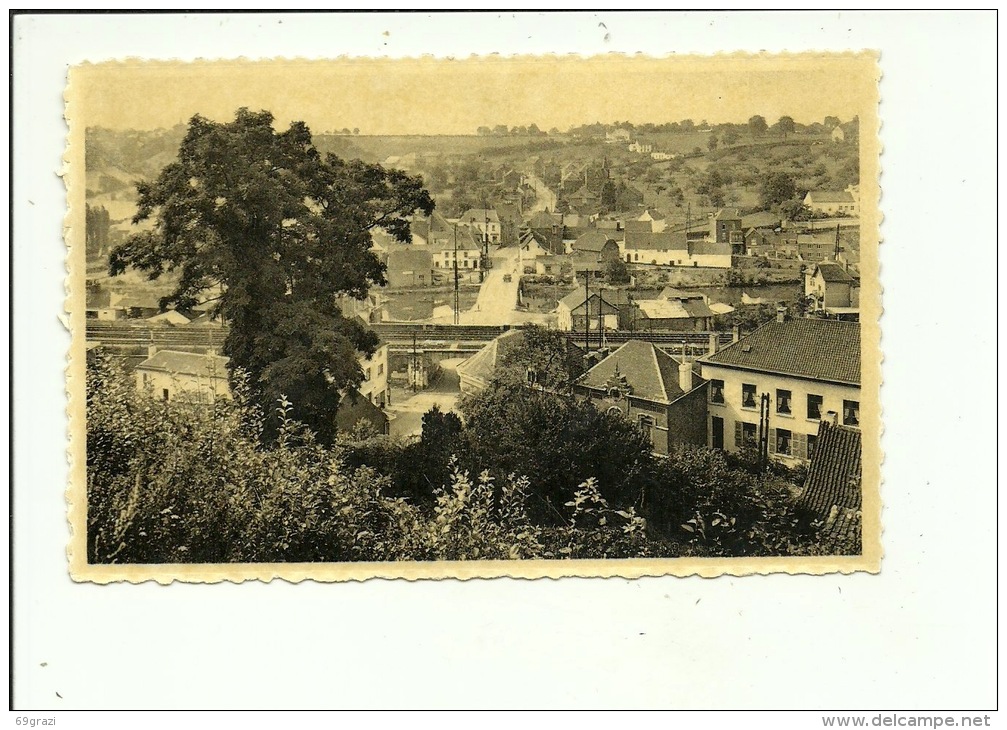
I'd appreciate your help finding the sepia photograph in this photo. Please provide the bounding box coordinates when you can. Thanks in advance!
[12,8,999,716]
[67,53,880,581]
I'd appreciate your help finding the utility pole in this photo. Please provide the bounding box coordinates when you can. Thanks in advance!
[453,223,460,325]
[579,269,592,352]
[833,223,841,262]
[758,392,770,468]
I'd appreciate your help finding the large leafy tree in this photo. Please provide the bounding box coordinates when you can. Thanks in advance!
[109,109,434,442]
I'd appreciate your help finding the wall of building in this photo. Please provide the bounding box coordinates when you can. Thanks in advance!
[666,385,709,449]
[700,362,861,465]
[358,344,390,407]
[135,369,229,404]
[335,391,390,435]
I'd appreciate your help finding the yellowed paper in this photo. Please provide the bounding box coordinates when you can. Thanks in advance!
[66,53,881,582]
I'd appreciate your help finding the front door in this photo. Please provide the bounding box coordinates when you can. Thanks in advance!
[711,416,724,450]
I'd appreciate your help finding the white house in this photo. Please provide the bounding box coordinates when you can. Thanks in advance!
[700,315,861,466]
[803,190,859,217]
[459,208,501,244]
[135,350,230,404]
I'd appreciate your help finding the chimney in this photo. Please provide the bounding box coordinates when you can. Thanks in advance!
[708,332,719,355]
[678,359,693,393]
[147,345,158,358]
[776,305,787,323]
[732,325,741,343]
[824,410,839,426]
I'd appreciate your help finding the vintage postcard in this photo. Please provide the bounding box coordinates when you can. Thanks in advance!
[65,53,881,582]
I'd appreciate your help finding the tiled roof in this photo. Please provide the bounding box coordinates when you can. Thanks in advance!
[572,230,616,253]
[527,211,562,229]
[800,421,862,519]
[704,318,861,385]
[576,340,702,404]
[816,262,859,283]
[807,190,855,204]
[681,299,715,318]
[456,330,526,386]
[136,350,229,379]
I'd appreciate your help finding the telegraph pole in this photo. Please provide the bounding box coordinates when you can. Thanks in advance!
[833,223,841,262]
[453,223,460,325]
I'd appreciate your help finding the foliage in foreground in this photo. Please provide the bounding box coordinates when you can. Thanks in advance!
[87,353,852,563]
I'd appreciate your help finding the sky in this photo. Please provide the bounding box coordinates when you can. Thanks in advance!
[72,54,878,135]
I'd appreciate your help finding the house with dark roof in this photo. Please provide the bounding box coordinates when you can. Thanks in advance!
[571,230,620,260]
[456,329,583,396]
[699,314,861,465]
[805,262,860,318]
[526,211,565,255]
[800,420,862,518]
[574,340,708,455]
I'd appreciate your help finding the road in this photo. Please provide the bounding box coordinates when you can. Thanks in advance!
[386,357,464,438]
[524,173,557,213]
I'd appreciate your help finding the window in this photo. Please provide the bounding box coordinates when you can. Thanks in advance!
[776,389,792,415]
[377,363,384,376]
[364,368,371,382]
[637,414,655,434]
[776,428,792,456]
[162,388,170,402]
[710,379,725,404]
[844,400,860,426]
[807,394,823,420]
[742,383,757,409]
[742,422,757,447]
[807,433,818,460]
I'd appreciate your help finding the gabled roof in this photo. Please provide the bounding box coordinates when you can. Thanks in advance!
[427,224,481,251]
[456,329,526,386]
[559,289,620,313]
[572,230,616,253]
[704,318,861,385]
[527,211,562,229]
[806,190,855,204]
[638,208,665,221]
[815,262,859,283]
[136,350,229,379]
[800,421,862,518]
[576,340,702,404]
[147,310,191,326]
[569,185,599,201]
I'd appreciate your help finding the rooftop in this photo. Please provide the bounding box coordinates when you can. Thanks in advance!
[136,350,230,379]
[800,421,862,518]
[816,262,859,283]
[576,340,703,404]
[572,230,617,253]
[704,318,861,385]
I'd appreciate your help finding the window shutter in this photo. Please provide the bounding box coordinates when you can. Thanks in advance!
[793,432,806,460]
[768,428,777,454]
[734,421,742,447]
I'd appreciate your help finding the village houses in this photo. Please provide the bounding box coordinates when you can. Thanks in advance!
[803,187,860,217]
[700,314,861,466]
[574,340,708,456]
[805,261,861,319]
